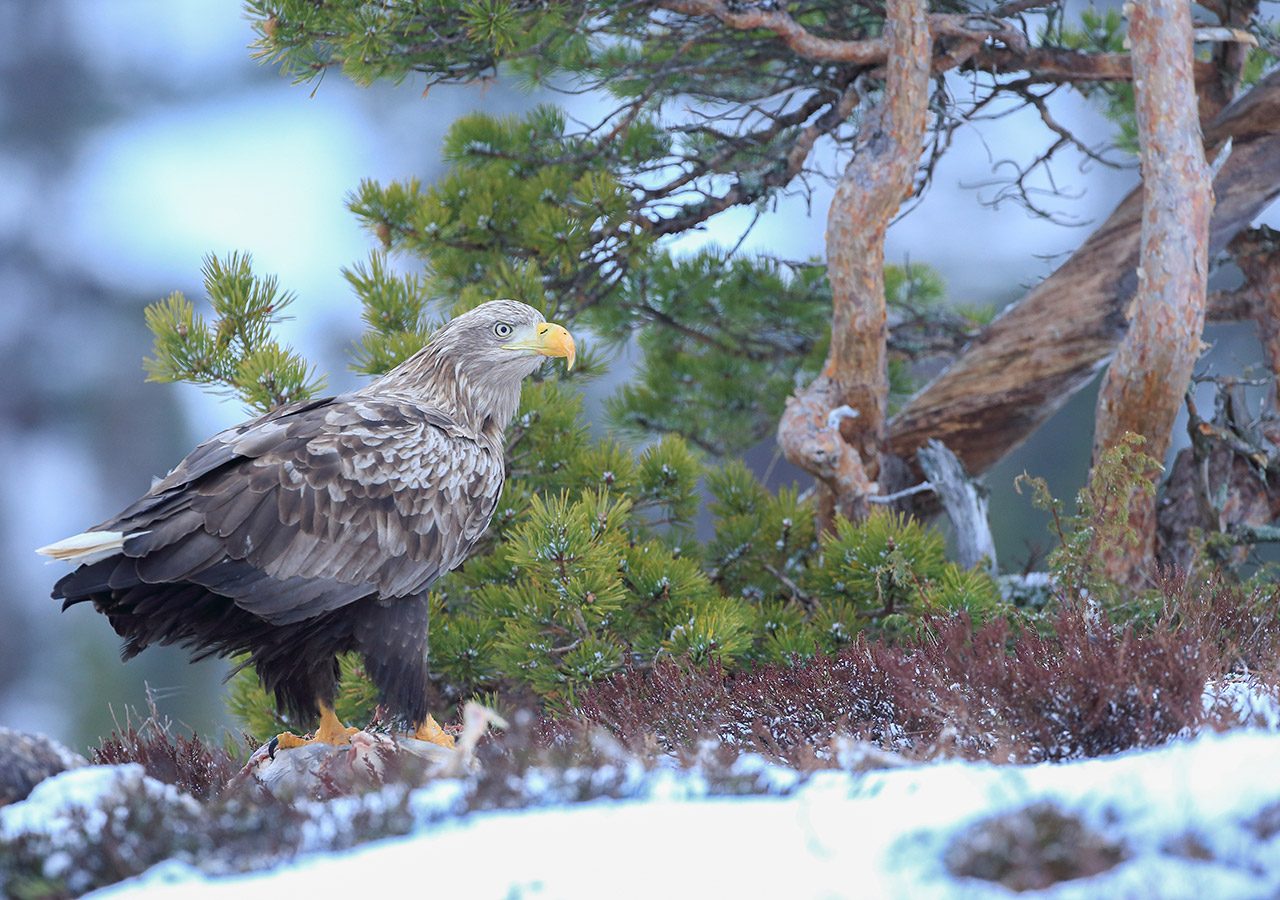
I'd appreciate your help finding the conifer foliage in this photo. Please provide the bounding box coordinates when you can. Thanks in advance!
[146,255,1003,738]
[144,253,322,413]
[140,0,1129,736]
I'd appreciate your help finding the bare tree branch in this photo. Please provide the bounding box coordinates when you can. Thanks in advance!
[967,46,1215,85]
[658,0,888,64]
[1158,382,1280,571]
[887,65,1280,480]
[657,0,1216,85]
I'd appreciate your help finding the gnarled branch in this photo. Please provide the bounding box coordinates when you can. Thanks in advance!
[778,0,932,525]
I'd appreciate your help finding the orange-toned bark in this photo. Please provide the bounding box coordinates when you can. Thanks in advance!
[776,0,931,525]
[1091,0,1212,584]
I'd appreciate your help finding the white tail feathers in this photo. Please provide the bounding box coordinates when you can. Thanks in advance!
[36,530,134,565]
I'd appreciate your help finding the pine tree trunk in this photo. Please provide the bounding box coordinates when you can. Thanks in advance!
[777,0,931,527]
[1226,227,1280,404]
[1090,0,1212,585]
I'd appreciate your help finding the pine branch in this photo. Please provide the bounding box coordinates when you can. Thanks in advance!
[143,253,323,413]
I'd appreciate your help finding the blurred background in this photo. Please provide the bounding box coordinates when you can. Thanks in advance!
[2,0,1272,750]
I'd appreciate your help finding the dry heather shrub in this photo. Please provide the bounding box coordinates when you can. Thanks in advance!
[92,723,240,802]
[572,576,1280,765]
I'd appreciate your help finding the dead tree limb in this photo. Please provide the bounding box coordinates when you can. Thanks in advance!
[887,65,1280,479]
[1158,383,1280,571]
[917,440,997,576]
[1160,227,1280,570]
[777,0,931,527]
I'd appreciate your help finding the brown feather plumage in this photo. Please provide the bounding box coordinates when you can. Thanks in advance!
[48,301,572,728]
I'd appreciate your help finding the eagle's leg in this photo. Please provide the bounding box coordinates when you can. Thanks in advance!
[275,704,359,750]
[353,596,454,748]
[412,714,456,749]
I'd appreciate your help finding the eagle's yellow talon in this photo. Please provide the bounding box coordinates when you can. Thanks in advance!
[273,731,311,751]
[274,705,357,750]
[412,714,456,749]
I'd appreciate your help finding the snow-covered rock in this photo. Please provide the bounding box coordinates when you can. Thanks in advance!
[0,727,86,806]
[0,764,201,897]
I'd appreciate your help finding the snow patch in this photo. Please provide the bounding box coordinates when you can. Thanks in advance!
[81,729,1280,899]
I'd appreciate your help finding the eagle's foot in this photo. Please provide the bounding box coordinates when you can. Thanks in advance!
[273,705,359,751]
[411,714,456,749]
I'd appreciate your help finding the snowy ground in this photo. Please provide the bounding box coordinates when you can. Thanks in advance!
[2,680,1276,898]
[46,728,1274,898]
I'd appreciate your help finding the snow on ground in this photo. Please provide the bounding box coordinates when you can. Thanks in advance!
[84,727,1280,900]
[1211,674,1280,730]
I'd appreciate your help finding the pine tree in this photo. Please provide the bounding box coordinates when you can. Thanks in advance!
[246,2,998,459]
[141,0,1280,733]
[240,0,1280,574]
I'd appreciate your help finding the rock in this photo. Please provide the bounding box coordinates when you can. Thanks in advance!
[0,728,87,807]
[945,801,1127,891]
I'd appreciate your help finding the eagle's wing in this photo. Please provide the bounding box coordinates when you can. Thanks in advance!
[57,396,504,626]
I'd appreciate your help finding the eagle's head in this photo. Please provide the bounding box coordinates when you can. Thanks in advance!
[439,299,575,379]
[375,299,576,434]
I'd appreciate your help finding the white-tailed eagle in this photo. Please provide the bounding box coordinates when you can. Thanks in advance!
[38,300,574,749]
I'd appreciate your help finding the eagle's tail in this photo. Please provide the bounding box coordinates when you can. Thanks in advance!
[36,530,132,566]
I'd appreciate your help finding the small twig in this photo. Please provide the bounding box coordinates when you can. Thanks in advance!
[764,563,815,609]
[867,481,937,503]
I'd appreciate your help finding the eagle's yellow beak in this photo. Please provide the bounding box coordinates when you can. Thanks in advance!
[504,322,576,371]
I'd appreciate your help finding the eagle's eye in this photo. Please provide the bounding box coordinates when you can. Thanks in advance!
[493,322,513,338]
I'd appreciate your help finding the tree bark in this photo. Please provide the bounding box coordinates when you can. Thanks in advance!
[1221,227,1280,404]
[777,0,931,526]
[1090,0,1211,584]
[1158,228,1280,568]
[886,65,1280,479]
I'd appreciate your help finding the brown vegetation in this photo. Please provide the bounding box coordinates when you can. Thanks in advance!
[945,802,1128,891]
[570,575,1278,766]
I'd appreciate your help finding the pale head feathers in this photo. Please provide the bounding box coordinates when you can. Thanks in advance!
[365,300,572,437]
